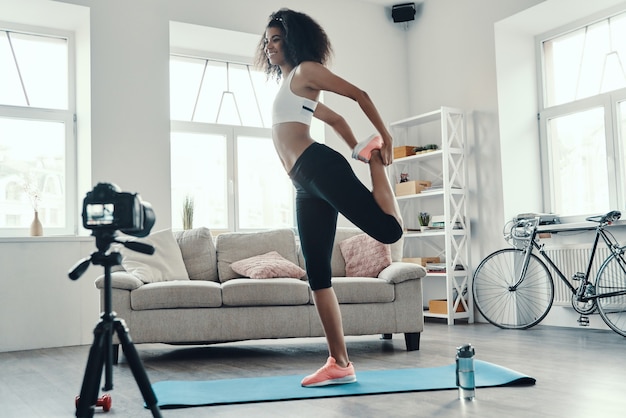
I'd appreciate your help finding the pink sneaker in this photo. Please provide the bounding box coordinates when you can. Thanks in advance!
[352,134,383,163]
[301,357,357,387]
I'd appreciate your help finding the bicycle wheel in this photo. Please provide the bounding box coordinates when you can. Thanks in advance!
[595,252,626,337]
[473,249,554,329]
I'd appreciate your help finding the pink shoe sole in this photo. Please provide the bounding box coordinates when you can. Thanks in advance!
[352,134,383,163]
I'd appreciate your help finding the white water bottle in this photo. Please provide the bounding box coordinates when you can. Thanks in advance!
[456,343,475,400]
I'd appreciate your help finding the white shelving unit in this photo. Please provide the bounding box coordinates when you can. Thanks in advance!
[390,107,473,324]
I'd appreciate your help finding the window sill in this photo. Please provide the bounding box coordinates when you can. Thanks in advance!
[0,235,93,244]
[538,219,626,233]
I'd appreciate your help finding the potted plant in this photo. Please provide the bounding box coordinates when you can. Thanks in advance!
[419,212,430,232]
[23,175,43,236]
[182,195,194,230]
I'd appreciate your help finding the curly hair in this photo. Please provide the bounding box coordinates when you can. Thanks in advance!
[255,8,333,81]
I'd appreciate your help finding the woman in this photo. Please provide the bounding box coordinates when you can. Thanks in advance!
[256,8,403,387]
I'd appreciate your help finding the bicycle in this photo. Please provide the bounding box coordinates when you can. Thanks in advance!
[472,210,626,337]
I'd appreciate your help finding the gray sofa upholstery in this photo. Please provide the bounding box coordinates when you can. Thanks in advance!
[95,227,426,362]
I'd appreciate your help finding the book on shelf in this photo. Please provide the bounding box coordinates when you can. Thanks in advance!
[426,263,465,273]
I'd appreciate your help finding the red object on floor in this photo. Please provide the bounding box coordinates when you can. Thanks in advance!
[75,393,112,412]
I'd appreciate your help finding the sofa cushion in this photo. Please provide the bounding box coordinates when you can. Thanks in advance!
[231,251,306,279]
[339,233,392,277]
[131,280,222,310]
[221,278,310,306]
[173,227,219,282]
[216,229,300,283]
[120,229,189,283]
[331,277,395,303]
[330,228,403,275]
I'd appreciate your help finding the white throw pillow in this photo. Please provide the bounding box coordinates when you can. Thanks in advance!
[173,227,218,282]
[120,229,190,283]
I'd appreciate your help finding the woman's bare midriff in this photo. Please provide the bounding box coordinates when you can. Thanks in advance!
[272,122,316,173]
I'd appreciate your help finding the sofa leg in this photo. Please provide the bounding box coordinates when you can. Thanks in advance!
[404,332,420,351]
[381,333,393,340]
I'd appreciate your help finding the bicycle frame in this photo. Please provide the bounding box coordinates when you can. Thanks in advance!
[513,218,626,301]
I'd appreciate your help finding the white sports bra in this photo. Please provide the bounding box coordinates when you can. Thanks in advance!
[272,66,318,126]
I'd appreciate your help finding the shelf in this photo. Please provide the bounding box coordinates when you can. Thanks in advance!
[391,109,442,127]
[394,148,464,164]
[391,106,472,325]
[404,229,466,238]
[390,106,464,128]
[396,188,464,201]
[424,310,471,320]
[423,270,468,278]
[424,272,447,278]
[395,150,442,162]
[396,191,444,200]
[423,311,449,319]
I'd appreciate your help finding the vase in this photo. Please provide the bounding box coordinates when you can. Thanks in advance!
[30,211,43,236]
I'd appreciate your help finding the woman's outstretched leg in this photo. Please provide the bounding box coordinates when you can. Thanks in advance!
[368,150,403,227]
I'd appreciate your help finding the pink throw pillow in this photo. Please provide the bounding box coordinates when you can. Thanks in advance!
[339,234,392,277]
[231,251,306,279]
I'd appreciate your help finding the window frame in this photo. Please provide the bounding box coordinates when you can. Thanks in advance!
[536,9,626,221]
[0,22,77,237]
[170,120,290,232]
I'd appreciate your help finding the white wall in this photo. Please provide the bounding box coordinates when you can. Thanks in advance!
[402,0,545,278]
[0,237,100,351]
[0,0,408,352]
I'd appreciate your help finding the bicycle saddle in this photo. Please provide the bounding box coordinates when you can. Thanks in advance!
[586,210,621,224]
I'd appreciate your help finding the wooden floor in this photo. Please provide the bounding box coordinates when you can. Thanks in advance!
[1,320,624,418]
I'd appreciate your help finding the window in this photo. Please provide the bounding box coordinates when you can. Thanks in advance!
[170,56,276,128]
[236,135,295,229]
[0,26,75,236]
[539,10,626,217]
[170,54,294,231]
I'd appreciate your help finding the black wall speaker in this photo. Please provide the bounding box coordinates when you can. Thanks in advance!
[392,3,416,23]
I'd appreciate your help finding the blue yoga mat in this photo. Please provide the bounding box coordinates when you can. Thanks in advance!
[150,360,535,408]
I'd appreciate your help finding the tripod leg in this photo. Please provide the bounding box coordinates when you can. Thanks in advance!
[114,318,162,418]
[103,322,113,391]
[76,321,109,418]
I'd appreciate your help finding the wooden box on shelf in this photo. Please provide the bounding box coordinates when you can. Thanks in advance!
[393,146,416,159]
[395,180,432,196]
[428,299,465,314]
[403,257,440,267]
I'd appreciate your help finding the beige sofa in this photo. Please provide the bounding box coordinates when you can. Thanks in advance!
[95,227,426,362]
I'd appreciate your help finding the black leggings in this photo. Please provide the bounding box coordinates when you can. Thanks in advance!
[289,142,403,291]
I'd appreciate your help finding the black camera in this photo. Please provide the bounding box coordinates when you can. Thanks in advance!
[82,182,155,237]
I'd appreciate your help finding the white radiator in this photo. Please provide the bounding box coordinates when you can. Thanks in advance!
[542,245,612,305]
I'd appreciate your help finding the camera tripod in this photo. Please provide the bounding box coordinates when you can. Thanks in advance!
[69,231,162,417]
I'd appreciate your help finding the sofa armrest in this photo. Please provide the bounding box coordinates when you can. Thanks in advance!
[94,271,143,291]
[378,262,426,284]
